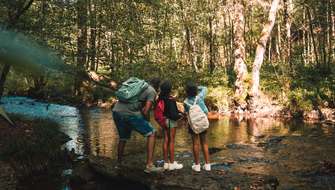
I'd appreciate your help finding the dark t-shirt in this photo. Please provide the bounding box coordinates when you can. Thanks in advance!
[112,85,157,116]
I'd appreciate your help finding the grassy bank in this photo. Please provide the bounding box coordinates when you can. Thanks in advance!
[0,115,70,179]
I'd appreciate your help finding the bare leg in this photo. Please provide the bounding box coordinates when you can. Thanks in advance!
[163,129,169,163]
[146,133,155,166]
[169,127,176,163]
[200,133,210,164]
[117,140,126,164]
[192,134,200,165]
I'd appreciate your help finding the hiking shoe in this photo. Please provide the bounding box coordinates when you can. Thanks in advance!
[168,161,183,170]
[163,162,169,170]
[144,165,164,173]
[192,164,201,172]
[202,163,211,171]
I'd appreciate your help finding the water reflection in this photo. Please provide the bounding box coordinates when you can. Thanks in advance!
[81,110,292,159]
[3,96,331,161]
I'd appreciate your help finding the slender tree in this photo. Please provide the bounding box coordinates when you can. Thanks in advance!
[250,0,281,98]
[75,0,88,95]
[232,1,248,103]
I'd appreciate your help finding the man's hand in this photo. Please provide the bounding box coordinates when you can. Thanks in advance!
[142,101,153,120]
[88,71,118,90]
[88,71,104,82]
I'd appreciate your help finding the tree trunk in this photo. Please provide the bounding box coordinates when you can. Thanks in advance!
[283,0,293,69]
[89,0,97,71]
[233,2,248,100]
[250,0,280,97]
[209,16,215,73]
[0,64,11,96]
[185,26,198,72]
[75,0,88,96]
[303,9,307,65]
[306,7,320,66]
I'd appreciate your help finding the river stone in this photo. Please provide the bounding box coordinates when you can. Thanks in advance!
[88,155,279,190]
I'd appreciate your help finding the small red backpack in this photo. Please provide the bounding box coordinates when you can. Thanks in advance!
[154,99,166,128]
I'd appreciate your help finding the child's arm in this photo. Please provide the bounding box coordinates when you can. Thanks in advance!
[198,86,207,99]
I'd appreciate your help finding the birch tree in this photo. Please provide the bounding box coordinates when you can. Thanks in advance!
[233,2,248,102]
[250,0,281,99]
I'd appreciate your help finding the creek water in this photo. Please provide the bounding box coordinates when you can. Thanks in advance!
[2,96,335,190]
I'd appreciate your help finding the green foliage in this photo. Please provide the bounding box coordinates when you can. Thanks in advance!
[260,61,284,97]
[0,0,334,114]
[287,88,314,114]
[206,86,232,111]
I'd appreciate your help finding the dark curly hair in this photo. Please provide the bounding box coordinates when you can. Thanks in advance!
[149,77,161,92]
[185,81,198,98]
[159,80,172,99]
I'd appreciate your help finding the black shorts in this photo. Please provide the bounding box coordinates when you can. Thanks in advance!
[188,125,207,135]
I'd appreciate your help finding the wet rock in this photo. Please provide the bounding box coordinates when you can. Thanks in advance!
[225,143,249,150]
[268,136,285,144]
[249,176,279,190]
[257,136,286,149]
[208,147,223,155]
[321,119,335,127]
[175,151,192,158]
[211,162,233,171]
[320,108,335,121]
[303,110,322,122]
[237,157,273,164]
[254,135,266,139]
[89,155,280,190]
[319,160,335,175]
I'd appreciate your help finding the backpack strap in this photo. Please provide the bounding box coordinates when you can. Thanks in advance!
[184,99,192,107]
[184,96,199,108]
[193,96,199,106]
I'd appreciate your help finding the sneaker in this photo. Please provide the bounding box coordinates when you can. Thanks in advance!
[202,163,211,171]
[192,164,201,172]
[168,161,183,170]
[144,165,164,173]
[163,162,169,170]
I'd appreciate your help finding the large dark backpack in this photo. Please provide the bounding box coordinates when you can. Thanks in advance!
[115,77,148,103]
[163,98,182,121]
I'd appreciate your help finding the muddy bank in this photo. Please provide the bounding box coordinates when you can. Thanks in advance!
[0,115,71,190]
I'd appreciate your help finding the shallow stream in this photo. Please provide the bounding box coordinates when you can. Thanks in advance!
[2,96,335,190]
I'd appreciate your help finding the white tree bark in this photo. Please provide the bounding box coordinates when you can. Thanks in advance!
[250,0,281,97]
[233,2,248,98]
